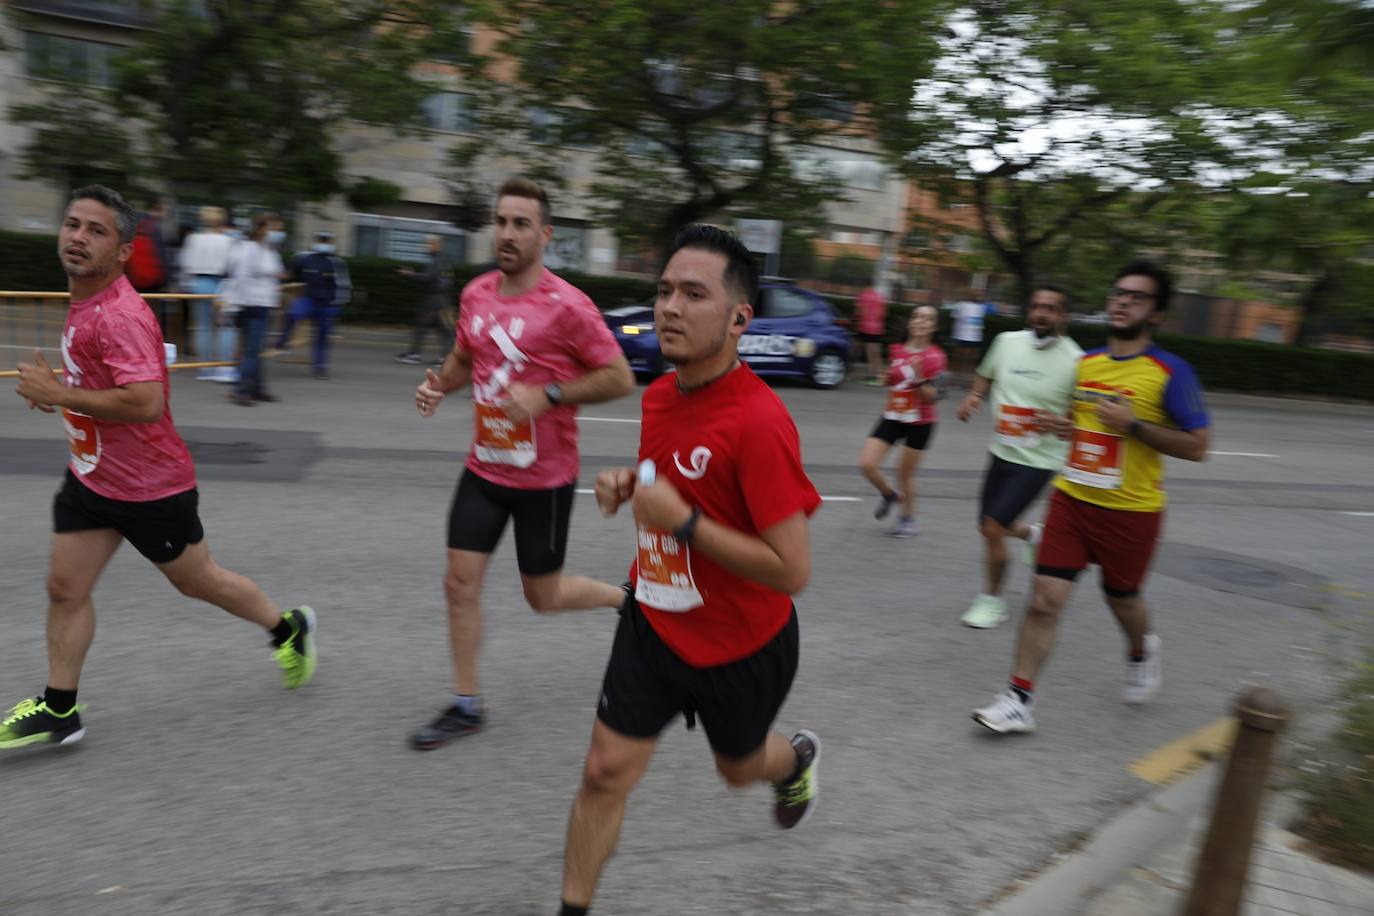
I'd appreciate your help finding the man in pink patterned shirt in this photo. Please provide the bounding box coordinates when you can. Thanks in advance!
[411,177,635,750]
[3,186,315,751]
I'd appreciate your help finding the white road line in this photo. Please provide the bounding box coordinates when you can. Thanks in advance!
[1209,451,1279,458]
[575,488,862,503]
[577,417,641,424]
[1339,512,1374,517]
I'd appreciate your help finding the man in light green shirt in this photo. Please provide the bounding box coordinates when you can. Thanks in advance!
[956,286,1082,628]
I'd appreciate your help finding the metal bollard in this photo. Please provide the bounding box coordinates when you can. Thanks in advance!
[1180,687,1290,916]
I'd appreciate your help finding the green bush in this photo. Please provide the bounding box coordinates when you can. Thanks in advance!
[0,230,66,291]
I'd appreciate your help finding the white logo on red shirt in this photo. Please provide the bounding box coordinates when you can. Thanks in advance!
[673,446,712,480]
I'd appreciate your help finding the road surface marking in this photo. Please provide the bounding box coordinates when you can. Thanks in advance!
[1339,512,1374,517]
[1209,451,1279,458]
[1130,717,1236,785]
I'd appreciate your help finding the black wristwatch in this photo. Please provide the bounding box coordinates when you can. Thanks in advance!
[674,507,702,545]
[1127,419,1143,438]
[544,383,563,406]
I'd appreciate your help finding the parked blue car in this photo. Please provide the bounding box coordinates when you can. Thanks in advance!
[605,281,853,388]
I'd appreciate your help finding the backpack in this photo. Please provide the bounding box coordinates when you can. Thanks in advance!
[127,229,166,290]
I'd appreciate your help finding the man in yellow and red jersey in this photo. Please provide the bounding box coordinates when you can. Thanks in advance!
[972,260,1211,734]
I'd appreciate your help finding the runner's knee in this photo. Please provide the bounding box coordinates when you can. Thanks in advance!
[581,746,640,796]
[444,566,482,608]
[979,517,1006,540]
[522,579,561,613]
[45,572,91,607]
[713,755,760,789]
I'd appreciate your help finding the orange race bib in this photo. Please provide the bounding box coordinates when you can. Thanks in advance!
[995,405,1042,449]
[472,401,536,468]
[886,388,917,416]
[635,525,704,612]
[62,408,101,475]
[1064,428,1123,489]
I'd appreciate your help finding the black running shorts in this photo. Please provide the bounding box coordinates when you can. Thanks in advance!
[979,454,1055,528]
[53,469,204,564]
[596,595,799,760]
[869,418,935,451]
[447,468,575,576]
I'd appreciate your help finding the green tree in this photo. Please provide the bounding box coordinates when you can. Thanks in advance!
[895,1,1260,303]
[452,0,950,258]
[9,0,467,209]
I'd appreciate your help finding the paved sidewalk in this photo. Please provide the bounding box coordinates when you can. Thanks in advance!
[983,765,1374,915]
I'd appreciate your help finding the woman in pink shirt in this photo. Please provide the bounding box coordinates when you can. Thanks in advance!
[855,286,887,384]
[857,305,948,537]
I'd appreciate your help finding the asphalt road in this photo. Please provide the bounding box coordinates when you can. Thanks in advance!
[2,340,1372,915]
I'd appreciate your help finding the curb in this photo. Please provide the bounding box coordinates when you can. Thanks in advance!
[979,764,1219,916]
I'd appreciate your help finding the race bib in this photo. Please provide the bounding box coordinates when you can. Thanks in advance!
[62,408,101,475]
[635,525,704,612]
[996,405,1042,449]
[472,401,536,468]
[884,387,917,420]
[1064,428,1124,489]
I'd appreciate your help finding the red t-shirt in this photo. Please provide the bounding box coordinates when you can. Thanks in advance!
[59,275,196,501]
[456,269,623,490]
[630,366,821,667]
[883,343,947,425]
[856,288,886,335]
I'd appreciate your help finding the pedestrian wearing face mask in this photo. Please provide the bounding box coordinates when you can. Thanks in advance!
[224,214,287,405]
[278,231,351,379]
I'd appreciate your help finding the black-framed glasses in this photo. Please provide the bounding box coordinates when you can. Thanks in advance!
[1107,287,1156,304]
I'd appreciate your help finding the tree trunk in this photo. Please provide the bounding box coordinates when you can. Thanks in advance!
[1294,270,1334,347]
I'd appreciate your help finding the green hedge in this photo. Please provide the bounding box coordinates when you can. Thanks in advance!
[0,230,67,291]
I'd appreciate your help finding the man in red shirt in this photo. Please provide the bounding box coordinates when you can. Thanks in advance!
[556,226,822,916]
[855,284,887,384]
[3,185,315,751]
[410,178,635,750]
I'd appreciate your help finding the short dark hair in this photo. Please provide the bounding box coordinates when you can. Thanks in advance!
[69,185,137,244]
[666,224,760,305]
[496,176,551,225]
[1031,283,1070,309]
[1114,259,1172,312]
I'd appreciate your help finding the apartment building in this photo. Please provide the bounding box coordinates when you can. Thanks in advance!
[0,0,910,279]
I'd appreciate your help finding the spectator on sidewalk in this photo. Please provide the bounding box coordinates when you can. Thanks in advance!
[179,206,237,379]
[394,235,453,367]
[224,214,286,406]
[856,284,887,385]
[129,196,172,334]
[279,231,352,379]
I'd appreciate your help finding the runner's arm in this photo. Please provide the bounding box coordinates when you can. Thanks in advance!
[53,381,164,423]
[690,510,811,595]
[957,374,992,421]
[558,355,634,406]
[1130,421,1211,462]
[433,342,473,393]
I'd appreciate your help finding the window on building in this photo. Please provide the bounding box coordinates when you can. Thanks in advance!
[351,215,466,263]
[25,32,124,87]
[830,227,883,247]
[948,234,976,254]
[421,92,475,133]
[545,222,588,272]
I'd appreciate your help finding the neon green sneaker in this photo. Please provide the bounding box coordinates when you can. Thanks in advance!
[774,730,821,829]
[961,594,1008,629]
[0,696,86,749]
[273,606,317,689]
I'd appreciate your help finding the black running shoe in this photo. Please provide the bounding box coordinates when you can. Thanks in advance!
[0,696,86,749]
[412,705,485,750]
[874,491,897,520]
[773,730,821,829]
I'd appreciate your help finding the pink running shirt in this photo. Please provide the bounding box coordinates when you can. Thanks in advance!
[856,288,886,335]
[456,269,623,490]
[884,343,948,425]
[59,275,196,501]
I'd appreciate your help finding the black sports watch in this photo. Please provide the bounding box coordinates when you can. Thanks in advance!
[544,383,564,406]
[674,507,703,545]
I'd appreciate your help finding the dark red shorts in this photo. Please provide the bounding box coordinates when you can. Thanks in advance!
[1035,489,1163,596]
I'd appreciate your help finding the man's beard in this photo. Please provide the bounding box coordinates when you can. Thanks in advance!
[61,255,114,280]
[1031,324,1055,340]
[497,246,533,275]
[1109,320,1150,341]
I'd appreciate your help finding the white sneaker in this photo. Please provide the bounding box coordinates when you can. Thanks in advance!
[1123,634,1162,705]
[887,518,919,538]
[961,594,1008,629]
[196,369,218,381]
[972,688,1036,734]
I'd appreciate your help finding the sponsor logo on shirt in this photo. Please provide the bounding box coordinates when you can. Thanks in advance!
[673,446,713,480]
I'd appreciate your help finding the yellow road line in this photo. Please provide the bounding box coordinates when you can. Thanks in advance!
[1130,717,1237,785]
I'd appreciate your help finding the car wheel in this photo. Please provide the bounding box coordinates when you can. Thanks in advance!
[809,349,847,389]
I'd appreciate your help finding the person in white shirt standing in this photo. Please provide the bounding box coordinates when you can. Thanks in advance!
[956,285,1082,628]
[224,213,286,406]
[178,206,236,380]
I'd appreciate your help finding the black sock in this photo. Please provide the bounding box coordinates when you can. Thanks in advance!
[269,617,295,647]
[559,902,589,916]
[1129,653,1145,663]
[44,686,78,716]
